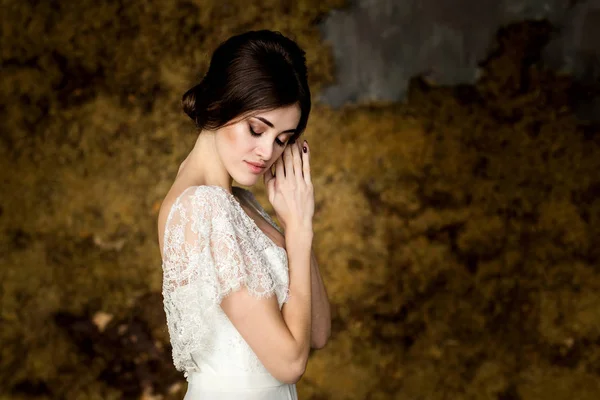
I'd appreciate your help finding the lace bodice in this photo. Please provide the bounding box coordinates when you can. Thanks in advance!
[161,185,289,378]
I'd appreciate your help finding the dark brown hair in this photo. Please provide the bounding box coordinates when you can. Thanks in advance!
[182,30,311,144]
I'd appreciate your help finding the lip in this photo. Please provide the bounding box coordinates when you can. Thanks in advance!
[245,161,266,173]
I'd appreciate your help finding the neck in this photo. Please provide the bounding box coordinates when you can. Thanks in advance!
[177,130,234,193]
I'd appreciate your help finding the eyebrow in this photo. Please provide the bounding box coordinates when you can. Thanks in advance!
[255,117,297,134]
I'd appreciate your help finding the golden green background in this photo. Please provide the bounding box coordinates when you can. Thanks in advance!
[2,1,600,399]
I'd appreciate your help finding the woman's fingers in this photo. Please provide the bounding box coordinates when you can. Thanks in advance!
[283,144,294,179]
[275,151,285,180]
[291,141,303,182]
[263,163,274,189]
[276,139,310,187]
[302,140,311,185]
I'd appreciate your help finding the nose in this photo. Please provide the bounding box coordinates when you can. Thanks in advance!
[256,137,275,162]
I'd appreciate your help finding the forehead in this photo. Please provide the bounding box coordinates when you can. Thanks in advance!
[252,104,301,124]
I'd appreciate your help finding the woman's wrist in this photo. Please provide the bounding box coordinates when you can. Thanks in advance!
[284,225,313,246]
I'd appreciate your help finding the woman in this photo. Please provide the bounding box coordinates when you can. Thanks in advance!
[157,30,331,399]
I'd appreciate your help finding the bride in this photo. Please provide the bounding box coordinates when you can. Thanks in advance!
[157,30,331,399]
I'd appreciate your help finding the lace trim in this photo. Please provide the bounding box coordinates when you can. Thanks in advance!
[233,187,284,236]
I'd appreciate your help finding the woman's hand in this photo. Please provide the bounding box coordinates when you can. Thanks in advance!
[264,140,314,233]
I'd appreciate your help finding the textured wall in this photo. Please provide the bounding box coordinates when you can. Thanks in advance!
[2,1,600,400]
[318,0,600,119]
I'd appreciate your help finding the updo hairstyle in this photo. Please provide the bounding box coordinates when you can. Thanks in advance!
[182,30,311,145]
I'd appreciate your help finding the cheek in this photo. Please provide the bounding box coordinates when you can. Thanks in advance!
[220,125,250,152]
[223,126,240,146]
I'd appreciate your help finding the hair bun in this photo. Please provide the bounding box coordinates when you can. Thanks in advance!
[181,83,201,122]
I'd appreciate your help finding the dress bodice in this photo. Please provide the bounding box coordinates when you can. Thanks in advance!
[160,185,290,379]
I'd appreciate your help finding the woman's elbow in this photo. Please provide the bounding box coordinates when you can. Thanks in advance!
[276,358,307,385]
[311,331,330,349]
[312,337,329,350]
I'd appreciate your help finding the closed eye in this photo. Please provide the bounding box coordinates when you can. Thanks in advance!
[249,124,286,147]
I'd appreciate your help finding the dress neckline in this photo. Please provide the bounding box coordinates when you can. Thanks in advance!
[198,185,286,253]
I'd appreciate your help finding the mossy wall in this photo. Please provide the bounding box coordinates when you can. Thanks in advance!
[2,1,600,399]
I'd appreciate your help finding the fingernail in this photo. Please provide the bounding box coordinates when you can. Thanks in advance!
[303,140,308,153]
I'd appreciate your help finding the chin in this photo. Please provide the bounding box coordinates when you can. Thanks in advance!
[233,173,261,187]
[232,161,270,187]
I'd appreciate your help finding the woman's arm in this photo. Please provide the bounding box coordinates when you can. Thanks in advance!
[309,249,331,349]
[220,227,313,384]
[245,191,330,349]
[265,223,330,349]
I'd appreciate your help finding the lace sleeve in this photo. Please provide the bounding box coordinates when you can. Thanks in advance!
[161,185,283,375]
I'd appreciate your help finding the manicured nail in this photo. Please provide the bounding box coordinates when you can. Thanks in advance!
[303,140,308,153]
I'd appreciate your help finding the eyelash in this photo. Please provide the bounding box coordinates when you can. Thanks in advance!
[248,125,286,147]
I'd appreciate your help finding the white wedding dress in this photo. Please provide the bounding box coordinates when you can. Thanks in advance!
[161,185,298,399]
